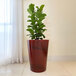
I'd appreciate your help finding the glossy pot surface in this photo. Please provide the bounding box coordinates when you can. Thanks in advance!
[28,40,49,72]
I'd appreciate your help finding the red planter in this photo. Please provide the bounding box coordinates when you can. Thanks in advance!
[28,40,49,72]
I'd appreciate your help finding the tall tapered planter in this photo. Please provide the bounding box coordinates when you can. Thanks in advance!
[28,40,49,72]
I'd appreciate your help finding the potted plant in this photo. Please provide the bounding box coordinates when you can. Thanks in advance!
[27,3,49,72]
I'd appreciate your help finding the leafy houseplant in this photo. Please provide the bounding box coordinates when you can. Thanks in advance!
[27,4,49,72]
[27,3,47,40]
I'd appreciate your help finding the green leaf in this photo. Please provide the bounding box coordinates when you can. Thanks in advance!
[27,9,32,14]
[27,25,32,27]
[35,11,42,18]
[40,5,44,12]
[31,35,35,39]
[26,29,34,35]
[42,29,47,32]
[28,15,31,18]
[39,13,46,21]
[35,12,46,21]
[36,6,39,11]
[31,14,35,20]
[27,4,34,14]
[29,4,34,12]
[39,24,45,28]
[27,20,32,22]
[42,13,47,17]
[42,34,45,38]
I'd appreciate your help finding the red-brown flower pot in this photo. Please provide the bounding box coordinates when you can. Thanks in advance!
[27,40,49,72]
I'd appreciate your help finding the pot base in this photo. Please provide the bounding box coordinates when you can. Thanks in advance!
[30,64,46,72]
[31,69,46,73]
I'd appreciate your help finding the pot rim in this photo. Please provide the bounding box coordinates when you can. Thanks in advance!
[28,39,48,41]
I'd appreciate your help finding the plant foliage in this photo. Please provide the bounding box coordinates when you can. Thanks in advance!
[27,3,47,40]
